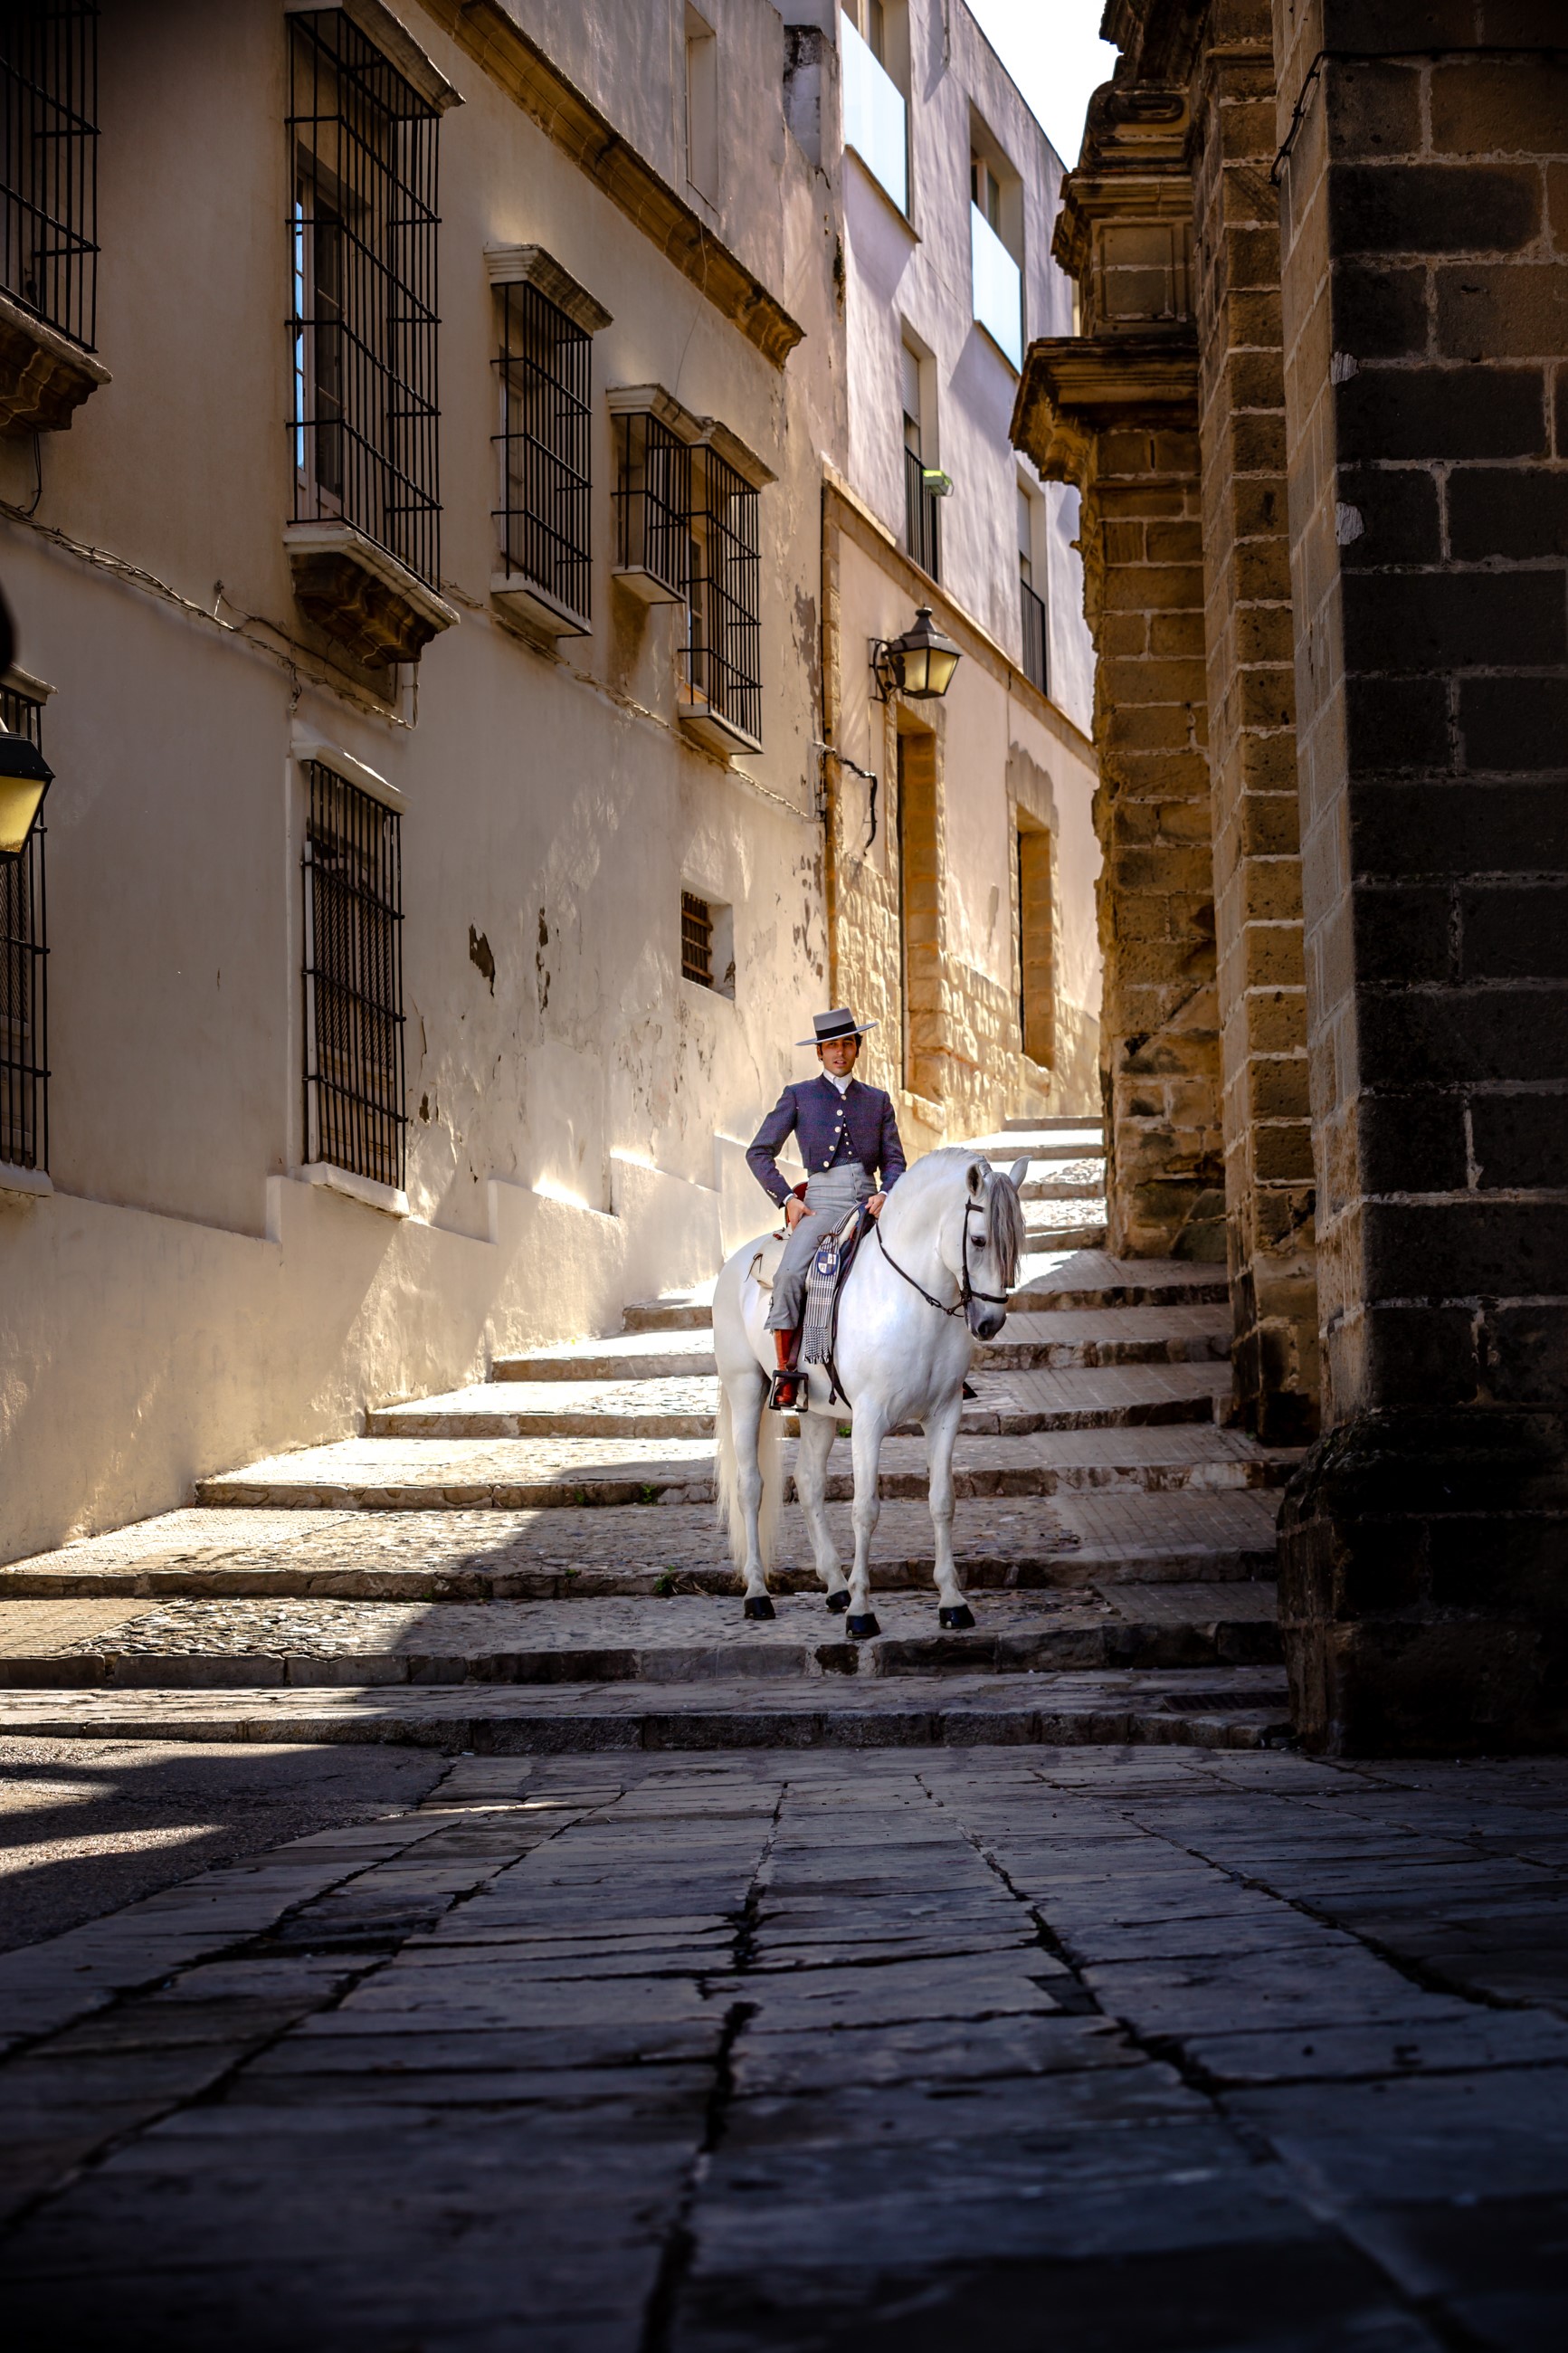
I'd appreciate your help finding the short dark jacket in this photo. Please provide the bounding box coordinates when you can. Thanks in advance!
[746,1075,908,1208]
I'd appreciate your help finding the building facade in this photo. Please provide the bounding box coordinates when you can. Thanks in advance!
[0,0,1099,1564]
[803,0,1101,1146]
[1013,0,1568,1754]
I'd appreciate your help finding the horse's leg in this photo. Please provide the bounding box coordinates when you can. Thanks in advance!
[727,1371,774,1618]
[846,1406,888,1640]
[924,1391,973,1628]
[794,1410,849,1610]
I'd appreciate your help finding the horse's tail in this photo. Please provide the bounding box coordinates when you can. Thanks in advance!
[714,1360,783,1575]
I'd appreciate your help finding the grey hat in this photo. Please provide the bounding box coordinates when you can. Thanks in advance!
[797,1005,879,1048]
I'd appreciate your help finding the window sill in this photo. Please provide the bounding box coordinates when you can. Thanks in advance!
[0,290,110,437]
[612,563,686,608]
[0,1160,52,1200]
[300,1162,410,1219]
[286,520,459,668]
[677,688,763,760]
[489,570,590,639]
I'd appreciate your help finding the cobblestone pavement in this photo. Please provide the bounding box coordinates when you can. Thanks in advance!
[2,1745,1567,2349]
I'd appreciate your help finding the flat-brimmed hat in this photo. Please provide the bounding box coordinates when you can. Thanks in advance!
[797,1005,879,1047]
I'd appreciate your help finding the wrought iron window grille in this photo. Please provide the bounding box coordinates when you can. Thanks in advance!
[301,761,406,1192]
[613,409,690,605]
[287,10,441,587]
[1,0,97,351]
[680,891,714,986]
[493,278,593,629]
[904,443,941,582]
[681,444,762,748]
[0,681,48,1173]
[1020,576,1048,696]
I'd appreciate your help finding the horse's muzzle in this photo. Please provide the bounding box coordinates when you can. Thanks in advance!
[968,1302,1006,1341]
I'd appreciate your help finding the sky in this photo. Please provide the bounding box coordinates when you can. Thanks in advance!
[964,0,1119,170]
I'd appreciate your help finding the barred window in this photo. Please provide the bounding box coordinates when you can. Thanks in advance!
[494,279,592,629]
[288,10,441,586]
[0,681,48,1174]
[302,763,405,1192]
[613,408,690,605]
[683,446,762,748]
[680,891,713,986]
[1,1,97,351]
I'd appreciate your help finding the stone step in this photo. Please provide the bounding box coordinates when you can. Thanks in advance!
[967,1129,1104,1159]
[367,1363,1231,1443]
[1012,1252,1231,1310]
[0,1583,1281,1690]
[0,1493,1278,1602]
[1016,1222,1108,1257]
[0,1664,1293,1750]
[195,1425,1297,1512]
[1022,1178,1107,1203]
[987,1305,1231,1367]
[495,1329,718,1382]
[1002,1114,1105,1133]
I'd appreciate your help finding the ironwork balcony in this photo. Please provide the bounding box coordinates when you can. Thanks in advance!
[0,0,109,434]
[905,444,941,582]
[1020,577,1048,696]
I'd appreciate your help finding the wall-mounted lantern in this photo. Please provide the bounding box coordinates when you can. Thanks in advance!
[870,605,963,702]
[0,725,52,856]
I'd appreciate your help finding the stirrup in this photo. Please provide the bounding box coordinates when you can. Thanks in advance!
[767,1368,802,1412]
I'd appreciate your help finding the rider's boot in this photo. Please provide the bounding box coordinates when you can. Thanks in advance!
[767,1328,803,1412]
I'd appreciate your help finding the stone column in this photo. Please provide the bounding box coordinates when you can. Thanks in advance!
[1190,5,1319,1440]
[1273,1,1568,1749]
[1014,90,1226,1262]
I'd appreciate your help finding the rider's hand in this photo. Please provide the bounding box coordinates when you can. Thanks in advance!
[784,1197,807,1230]
[867,1193,887,1219]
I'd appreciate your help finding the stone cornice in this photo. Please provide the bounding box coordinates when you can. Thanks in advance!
[1011,333,1200,484]
[415,0,804,369]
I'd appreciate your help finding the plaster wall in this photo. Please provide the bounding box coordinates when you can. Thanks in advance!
[0,0,832,1559]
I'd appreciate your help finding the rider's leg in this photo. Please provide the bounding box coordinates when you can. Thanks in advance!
[765,1210,830,1408]
[923,1391,972,1624]
[794,1410,848,1605]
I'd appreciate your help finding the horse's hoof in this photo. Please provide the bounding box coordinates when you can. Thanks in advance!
[743,1595,776,1622]
[846,1612,881,1641]
[825,1587,851,1615]
[939,1604,975,1632]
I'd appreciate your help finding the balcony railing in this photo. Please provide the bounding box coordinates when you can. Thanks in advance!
[841,10,907,215]
[905,444,940,582]
[1020,578,1048,696]
[971,202,1022,370]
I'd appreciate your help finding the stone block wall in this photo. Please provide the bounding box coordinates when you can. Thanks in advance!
[1089,412,1228,1260]
[1190,4,1319,1439]
[1272,0,1568,1751]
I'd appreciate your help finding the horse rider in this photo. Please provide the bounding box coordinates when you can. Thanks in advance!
[746,1006,907,1410]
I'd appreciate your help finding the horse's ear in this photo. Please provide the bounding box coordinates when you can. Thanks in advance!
[1007,1157,1030,1192]
[965,1158,987,1198]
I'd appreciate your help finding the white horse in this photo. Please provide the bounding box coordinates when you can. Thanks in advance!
[712,1148,1028,1637]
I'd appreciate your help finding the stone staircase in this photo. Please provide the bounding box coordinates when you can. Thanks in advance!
[0,1116,1300,1751]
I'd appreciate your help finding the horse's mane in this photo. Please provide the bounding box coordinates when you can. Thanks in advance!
[883,1148,1025,1284]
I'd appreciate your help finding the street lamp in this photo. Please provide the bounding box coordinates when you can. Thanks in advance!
[0,725,52,857]
[870,605,962,702]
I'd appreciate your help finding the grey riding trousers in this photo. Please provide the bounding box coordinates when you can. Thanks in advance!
[765,1164,874,1332]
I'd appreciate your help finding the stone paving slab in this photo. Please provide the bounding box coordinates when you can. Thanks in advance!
[196,1424,1296,1511]
[0,1491,1279,1600]
[0,1668,1293,1751]
[0,1583,1281,1687]
[5,1748,1567,2347]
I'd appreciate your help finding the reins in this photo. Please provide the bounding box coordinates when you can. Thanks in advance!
[874,1196,1012,1319]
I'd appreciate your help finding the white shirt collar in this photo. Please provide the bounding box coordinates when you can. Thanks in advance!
[825,1071,852,1094]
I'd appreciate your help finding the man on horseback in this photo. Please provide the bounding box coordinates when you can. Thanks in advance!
[746,1006,907,1411]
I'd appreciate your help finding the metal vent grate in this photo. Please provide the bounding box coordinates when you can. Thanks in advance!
[680,891,713,987]
[0,0,98,351]
[288,8,442,586]
[302,762,406,1189]
[0,682,47,1172]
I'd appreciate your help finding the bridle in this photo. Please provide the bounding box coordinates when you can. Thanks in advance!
[875,1196,1012,1319]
